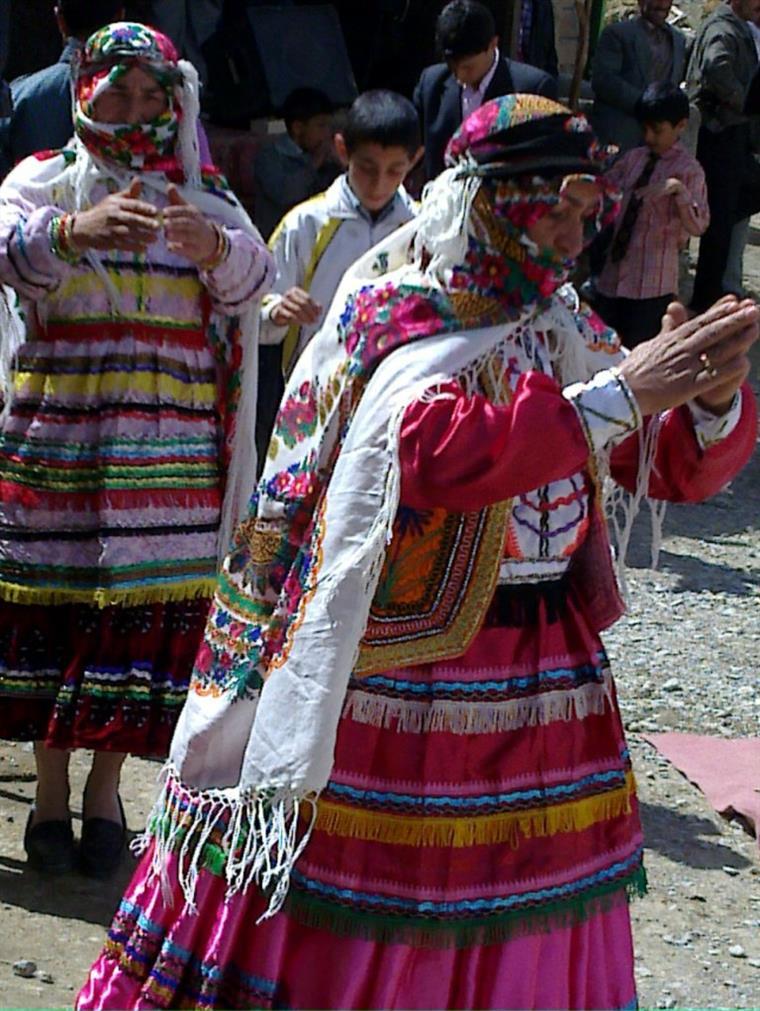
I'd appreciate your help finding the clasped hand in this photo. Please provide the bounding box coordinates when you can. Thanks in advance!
[618,297,759,418]
[70,178,219,265]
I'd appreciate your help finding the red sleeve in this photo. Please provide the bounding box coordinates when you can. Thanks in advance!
[610,382,758,502]
[398,372,592,512]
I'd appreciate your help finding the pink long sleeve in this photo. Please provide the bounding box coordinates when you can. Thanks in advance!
[400,374,757,514]
[399,372,595,512]
[200,225,275,315]
[0,199,74,300]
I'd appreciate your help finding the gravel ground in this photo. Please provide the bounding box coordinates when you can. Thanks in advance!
[0,239,758,1008]
[607,233,760,1010]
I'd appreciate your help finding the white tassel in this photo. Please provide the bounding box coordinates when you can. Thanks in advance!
[414,165,482,285]
[0,286,26,423]
[140,766,320,922]
[605,411,666,596]
[176,59,202,188]
[344,675,613,736]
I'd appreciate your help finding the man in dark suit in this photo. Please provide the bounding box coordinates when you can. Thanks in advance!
[591,0,688,153]
[2,0,124,169]
[414,0,557,181]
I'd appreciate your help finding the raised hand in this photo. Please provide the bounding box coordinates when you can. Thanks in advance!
[162,184,221,266]
[71,178,161,253]
[618,297,759,417]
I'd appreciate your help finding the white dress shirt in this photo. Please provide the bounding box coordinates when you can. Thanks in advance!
[461,48,500,120]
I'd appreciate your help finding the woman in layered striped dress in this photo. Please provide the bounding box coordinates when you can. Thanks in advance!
[79,97,757,1008]
[0,23,273,877]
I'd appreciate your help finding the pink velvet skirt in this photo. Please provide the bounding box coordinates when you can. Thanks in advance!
[79,847,637,1009]
[77,581,641,1009]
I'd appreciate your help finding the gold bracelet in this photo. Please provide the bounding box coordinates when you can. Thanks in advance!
[63,212,78,254]
[50,212,80,264]
[198,224,229,272]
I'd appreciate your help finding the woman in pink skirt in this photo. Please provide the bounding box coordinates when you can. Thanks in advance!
[79,95,757,1009]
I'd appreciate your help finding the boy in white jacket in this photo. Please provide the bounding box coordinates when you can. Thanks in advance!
[256,90,422,459]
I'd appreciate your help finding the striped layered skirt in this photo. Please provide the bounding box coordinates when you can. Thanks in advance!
[78,580,643,1008]
[0,309,222,754]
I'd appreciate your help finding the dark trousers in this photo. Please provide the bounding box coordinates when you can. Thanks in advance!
[691,123,750,313]
[255,344,284,475]
[595,293,674,350]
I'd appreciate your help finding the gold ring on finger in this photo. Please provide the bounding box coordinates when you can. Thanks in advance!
[697,352,719,380]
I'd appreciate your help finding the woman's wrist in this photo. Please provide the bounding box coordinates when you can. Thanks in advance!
[197,223,230,272]
[693,392,738,417]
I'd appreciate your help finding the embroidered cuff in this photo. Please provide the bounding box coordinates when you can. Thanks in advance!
[687,392,742,450]
[563,368,642,453]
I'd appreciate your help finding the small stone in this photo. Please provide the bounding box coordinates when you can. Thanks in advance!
[34,971,54,985]
[663,932,692,947]
[12,960,37,978]
[729,945,747,959]
[636,966,653,978]
[690,893,707,902]
[722,865,741,876]
[748,959,760,969]
[661,677,682,692]
[658,999,676,1009]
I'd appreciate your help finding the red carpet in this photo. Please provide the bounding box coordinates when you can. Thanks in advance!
[642,733,760,846]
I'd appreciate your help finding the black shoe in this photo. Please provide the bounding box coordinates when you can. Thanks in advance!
[79,795,127,879]
[23,810,76,874]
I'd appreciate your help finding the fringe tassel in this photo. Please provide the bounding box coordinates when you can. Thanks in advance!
[317,771,635,849]
[414,166,482,284]
[605,411,666,596]
[136,764,318,922]
[285,864,647,950]
[344,675,614,736]
[0,286,25,424]
[177,60,202,189]
[0,577,216,609]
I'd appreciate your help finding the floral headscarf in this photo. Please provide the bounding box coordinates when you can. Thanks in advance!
[334,95,620,375]
[73,22,185,174]
[440,94,621,316]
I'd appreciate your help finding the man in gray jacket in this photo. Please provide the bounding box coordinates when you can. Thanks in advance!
[687,0,760,310]
[1,0,124,170]
[591,0,687,152]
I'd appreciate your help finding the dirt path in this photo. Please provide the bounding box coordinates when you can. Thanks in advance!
[1,240,759,1009]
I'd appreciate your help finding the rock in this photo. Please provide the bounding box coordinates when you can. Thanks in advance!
[34,970,54,984]
[748,959,760,969]
[661,677,682,692]
[12,959,37,978]
[658,999,677,1009]
[722,865,741,876]
[729,945,747,959]
[663,932,692,947]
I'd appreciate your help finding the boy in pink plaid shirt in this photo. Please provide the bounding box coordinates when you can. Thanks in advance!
[596,82,709,347]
